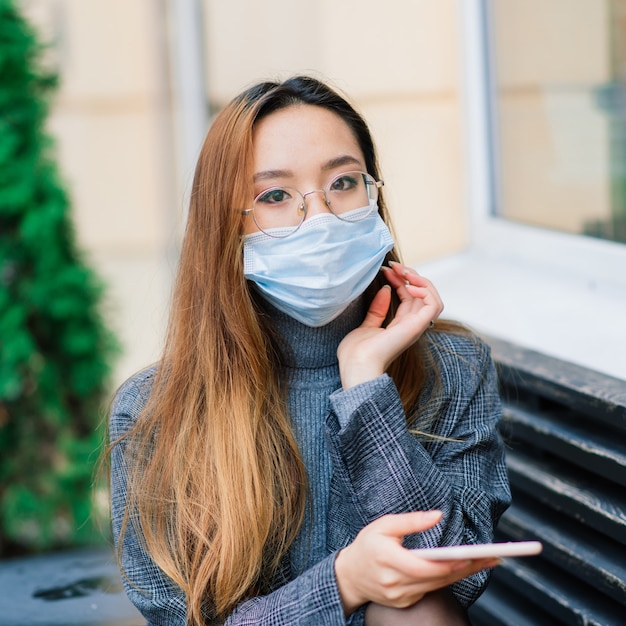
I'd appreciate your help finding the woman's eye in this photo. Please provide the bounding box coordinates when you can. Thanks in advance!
[330,174,359,192]
[257,188,291,204]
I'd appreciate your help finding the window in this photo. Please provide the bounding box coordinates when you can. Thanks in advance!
[490,0,626,245]
[423,0,626,381]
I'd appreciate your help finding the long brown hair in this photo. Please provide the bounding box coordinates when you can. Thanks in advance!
[114,76,462,624]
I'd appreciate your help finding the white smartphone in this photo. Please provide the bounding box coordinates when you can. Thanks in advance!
[412,541,543,561]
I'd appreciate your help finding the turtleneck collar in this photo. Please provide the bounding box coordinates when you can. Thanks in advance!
[260,297,367,369]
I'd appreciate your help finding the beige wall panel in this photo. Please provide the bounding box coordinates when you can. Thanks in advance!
[23,0,175,386]
[96,252,174,386]
[48,109,170,253]
[203,0,321,102]
[492,0,610,86]
[201,0,464,265]
[30,0,164,101]
[362,98,466,265]
[319,0,459,97]
[497,91,610,232]
[203,0,459,103]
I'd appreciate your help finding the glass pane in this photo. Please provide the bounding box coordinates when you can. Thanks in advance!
[490,0,626,244]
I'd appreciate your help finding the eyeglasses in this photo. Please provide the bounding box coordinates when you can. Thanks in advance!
[241,170,384,238]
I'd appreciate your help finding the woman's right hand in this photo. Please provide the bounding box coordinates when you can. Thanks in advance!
[333,511,499,615]
[337,263,443,390]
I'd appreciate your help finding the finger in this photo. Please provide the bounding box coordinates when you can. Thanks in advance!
[382,265,425,290]
[383,266,436,309]
[374,511,443,538]
[387,263,439,299]
[434,558,501,587]
[401,273,440,305]
[381,267,410,300]
[405,274,443,311]
[397,272,444,317]
[388,261,423,281]
[361,285,392,328]
[383,271,425,306]
[390,557,495,597]
[393,550,467,582]
[405,284,443,315]
[392,551,501,586]
[404,285,429,300]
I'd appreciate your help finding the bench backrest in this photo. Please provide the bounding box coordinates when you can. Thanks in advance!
[469,337,626,626]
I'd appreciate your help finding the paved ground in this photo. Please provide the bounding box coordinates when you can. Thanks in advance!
[0,547,144,625]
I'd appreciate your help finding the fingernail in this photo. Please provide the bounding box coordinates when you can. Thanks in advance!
[389,260,399,266]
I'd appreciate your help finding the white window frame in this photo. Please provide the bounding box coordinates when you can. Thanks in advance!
[422,0,626,381]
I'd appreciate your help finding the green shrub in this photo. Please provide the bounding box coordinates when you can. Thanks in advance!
[0,0,118,556]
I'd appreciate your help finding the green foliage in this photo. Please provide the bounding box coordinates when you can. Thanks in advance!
[0,0,117,555]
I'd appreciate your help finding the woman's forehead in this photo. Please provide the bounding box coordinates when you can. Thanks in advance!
[252,104,365,176]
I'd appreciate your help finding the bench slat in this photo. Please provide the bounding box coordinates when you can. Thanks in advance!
[490,556,626,625]
[502,404,626,487]
[469,576,565,626]
[498,501,626,606]
[488,336,626,430]
[506,449,626,545]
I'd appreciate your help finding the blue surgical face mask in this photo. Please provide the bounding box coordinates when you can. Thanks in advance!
[243,206,395,327]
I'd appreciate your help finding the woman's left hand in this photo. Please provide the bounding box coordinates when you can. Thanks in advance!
[337,262,443,389]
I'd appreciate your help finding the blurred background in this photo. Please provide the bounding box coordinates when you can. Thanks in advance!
[20,0,471,388]
[19,0,626,389]
[2,0,626,556]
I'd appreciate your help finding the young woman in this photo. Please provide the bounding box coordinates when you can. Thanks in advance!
[109,76,511,626]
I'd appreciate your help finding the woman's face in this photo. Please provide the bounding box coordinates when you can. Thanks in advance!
[245,104,368,235]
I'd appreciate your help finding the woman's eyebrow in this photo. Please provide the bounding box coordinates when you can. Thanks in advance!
[322,155,363,171]
[253,155,363,183]
[253,169,292,183]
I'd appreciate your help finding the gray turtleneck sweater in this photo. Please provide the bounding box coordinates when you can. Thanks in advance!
[110,299,511,625]
[273,298,366,575]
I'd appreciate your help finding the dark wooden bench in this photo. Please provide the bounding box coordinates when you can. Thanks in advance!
[469,337,626,626]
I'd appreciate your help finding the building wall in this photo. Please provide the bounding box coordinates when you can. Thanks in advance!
[203,0,466,265]
[24,0,184,387]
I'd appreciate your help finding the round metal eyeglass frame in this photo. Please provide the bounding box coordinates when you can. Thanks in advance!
[241,170,384,238]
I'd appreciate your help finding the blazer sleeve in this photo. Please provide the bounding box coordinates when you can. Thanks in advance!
[110,370,349,626]
[325,334,511,608]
